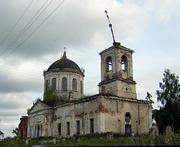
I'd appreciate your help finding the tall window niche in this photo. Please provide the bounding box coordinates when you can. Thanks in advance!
[45,79,50,91]
[106,56,113,72]
[62,77,67,91]
[58,123,61,136]
[52,78,56,91]
[72,78,77,91]
[80,81,83,94]
[121,55,128,71]
[67,122,70,136]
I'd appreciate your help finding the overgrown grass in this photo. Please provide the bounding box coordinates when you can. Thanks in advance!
[1,134,180,147]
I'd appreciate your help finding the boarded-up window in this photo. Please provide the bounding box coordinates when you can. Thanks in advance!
[62,77,67,90]
[72,78,77,91]
[52,78,56,90]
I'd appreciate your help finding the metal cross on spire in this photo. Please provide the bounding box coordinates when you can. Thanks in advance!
[63,47,66,52]
[62,47,67,58]
[105,10,116,44]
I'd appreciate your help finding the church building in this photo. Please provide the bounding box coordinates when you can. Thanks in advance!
[27,41,152,138]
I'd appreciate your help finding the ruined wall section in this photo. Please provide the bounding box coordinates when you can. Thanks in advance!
[27,109,53,138]
[53,97,102,137]
[100,97,152,135]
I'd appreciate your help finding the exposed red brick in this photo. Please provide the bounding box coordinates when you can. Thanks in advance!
[98,102,108,113]
[18,116,28,137]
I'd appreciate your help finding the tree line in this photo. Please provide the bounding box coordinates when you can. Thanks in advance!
[153,69,180,134]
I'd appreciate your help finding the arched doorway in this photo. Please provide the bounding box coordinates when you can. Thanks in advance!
[125,112,132,135]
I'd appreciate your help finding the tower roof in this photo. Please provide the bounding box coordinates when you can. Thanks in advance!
[99,43,134,55]
[47,52,84,76]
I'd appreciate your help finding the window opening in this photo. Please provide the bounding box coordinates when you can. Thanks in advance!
[76,120,80,135]
[72,78,77,91]
[52,78,56,90]
[125,112,131,135]
[106,56,113,72]
[67,122,70,135]
[90,118,94,134]
[121,55,128,71]
[58,123,61,136]
[125,112,131,124]
[62,77,67,90]
[80,81,83,94]
[45,79,49,91]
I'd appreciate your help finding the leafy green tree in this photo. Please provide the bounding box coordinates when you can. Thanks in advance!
[153,69,180,133]
[43,88,66,106]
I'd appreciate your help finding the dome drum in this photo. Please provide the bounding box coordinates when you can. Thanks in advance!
[44,52,84,100]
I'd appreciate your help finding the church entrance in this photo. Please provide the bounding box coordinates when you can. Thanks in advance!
[125,112,132,135]
[37,125,40,137]
[125,124,131,135]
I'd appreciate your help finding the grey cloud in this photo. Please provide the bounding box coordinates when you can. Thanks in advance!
[0,101,23,110]
[0,0,106,59]
[0,71,42,93]
[0,92,35,111]
[1,0,149,59]
[0,108,25,117]
[0,0,180,137]
[0,121,19,137]
[0,92,35,136]
[1,0,180,61]
[0,97,29,110]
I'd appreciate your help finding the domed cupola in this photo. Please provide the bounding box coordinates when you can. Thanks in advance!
[43,52,84,100]
[47,52,84,76]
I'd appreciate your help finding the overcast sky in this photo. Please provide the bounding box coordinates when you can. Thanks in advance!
[0,0,180,137]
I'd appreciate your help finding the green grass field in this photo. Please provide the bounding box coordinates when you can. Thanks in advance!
[1,134,180,147]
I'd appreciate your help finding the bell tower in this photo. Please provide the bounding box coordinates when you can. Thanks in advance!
[98,11,137,99]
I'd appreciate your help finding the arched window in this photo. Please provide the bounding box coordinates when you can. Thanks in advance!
[72,78,77,91]
[45,79,49,91]
[125,112,132,135]
[62,77,67,91]
[80,81,83,94]
[125,112,131,124]
[52,78,56,90]
[106,56,112,72]
[121,55,128,71]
